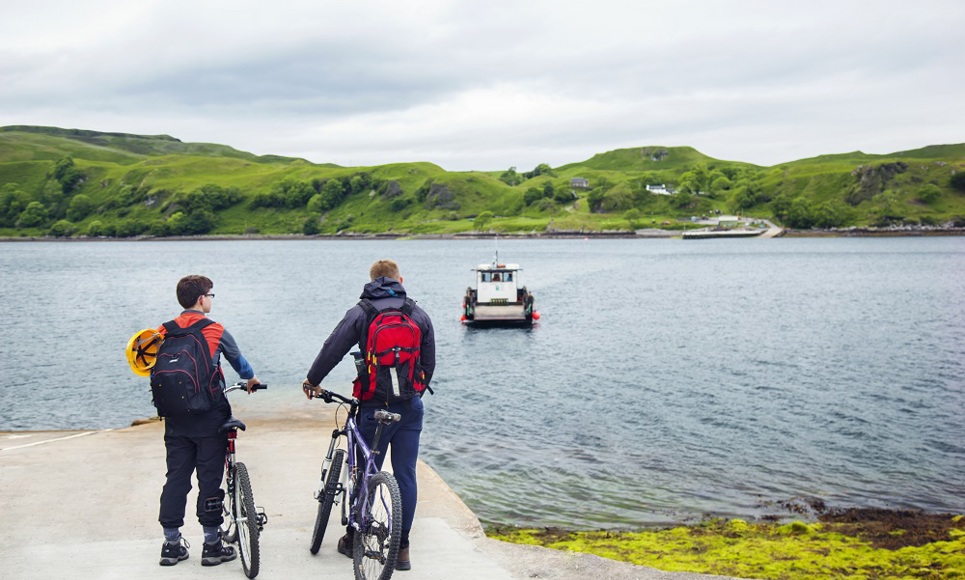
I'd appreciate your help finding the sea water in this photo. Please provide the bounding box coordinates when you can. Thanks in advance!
[1,237,962,528]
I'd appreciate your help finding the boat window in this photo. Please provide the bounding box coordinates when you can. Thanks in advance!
[481,272,491,282]
[492,273,501,282]
[504,272,513,282]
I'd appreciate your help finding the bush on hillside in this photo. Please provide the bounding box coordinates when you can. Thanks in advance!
[48,219,75,237]
[918,184,941,204]
[16,201,49,228]
[950,172,965,192]
[474,211,493,230]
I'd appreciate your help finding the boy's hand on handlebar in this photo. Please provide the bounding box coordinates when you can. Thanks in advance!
[302,379,320,400]
[246,376,262,394]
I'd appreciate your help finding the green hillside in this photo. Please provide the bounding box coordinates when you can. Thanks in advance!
[1,125,963,238]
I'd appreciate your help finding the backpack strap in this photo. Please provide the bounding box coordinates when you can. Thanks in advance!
[162,317,215,336]
[357,299,378,351]
[161,318,218,374]
[357,298,418,349]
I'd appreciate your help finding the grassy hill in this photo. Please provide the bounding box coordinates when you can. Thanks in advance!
[1,125,963,238]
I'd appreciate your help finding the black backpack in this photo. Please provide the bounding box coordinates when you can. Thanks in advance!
[149,319,221,417]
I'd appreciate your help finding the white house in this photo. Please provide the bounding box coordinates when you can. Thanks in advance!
[645,184,675,195]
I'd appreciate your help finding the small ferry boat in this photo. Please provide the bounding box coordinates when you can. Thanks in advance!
[461,257,538,327]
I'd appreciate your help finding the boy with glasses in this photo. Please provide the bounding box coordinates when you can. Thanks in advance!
[156,275,261,567]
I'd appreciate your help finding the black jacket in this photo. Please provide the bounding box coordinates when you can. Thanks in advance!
[307,277,435,392]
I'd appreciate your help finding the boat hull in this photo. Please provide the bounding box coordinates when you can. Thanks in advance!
[464,304,533,327]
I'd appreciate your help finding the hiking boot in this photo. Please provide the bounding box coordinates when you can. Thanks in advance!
[201,537,237,566]
[159,537,190,566]
[396,546,411,571]
[337,533,353,558]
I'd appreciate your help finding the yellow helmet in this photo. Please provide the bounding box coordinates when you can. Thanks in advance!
[125,328,163,376]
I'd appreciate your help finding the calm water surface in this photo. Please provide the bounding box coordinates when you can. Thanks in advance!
[1,237,963,528]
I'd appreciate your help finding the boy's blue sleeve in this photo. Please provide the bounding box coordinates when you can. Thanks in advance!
[219,328,255,380]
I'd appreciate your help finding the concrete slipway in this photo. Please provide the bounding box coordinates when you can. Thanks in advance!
[0,398,742,580]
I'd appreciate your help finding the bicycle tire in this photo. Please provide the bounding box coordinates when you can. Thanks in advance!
[222,465,238,544]
[235,462,261,579]
[310,448,344,555]
[353,471,402,580]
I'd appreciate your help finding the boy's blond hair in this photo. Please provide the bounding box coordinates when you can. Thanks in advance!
[369,259,401,281]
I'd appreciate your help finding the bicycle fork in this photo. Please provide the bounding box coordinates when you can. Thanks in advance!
[316,429,347,508]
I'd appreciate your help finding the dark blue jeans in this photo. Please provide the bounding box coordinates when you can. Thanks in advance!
[357,396,424,542]
[159,432,227,529]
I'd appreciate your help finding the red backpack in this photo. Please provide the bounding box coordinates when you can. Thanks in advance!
[353,298,426,403]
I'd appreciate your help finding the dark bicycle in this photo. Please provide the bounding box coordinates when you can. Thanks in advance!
[220,382,269,579]
[309,387,402,580]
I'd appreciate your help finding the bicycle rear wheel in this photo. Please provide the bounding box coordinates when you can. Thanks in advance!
[353,471,401,580]
[234,462,261,579]
[310,449,344,554]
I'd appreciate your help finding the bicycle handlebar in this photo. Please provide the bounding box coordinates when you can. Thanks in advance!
[311,387,401,423]
[314,388,354,405]
[226,381,268,394]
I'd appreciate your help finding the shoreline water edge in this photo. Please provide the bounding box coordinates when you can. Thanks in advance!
[2,224,964,242]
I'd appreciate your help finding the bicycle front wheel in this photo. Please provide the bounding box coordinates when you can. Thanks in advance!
[353,471,401,580]
[310,448,344,554]
[234,462,261,579]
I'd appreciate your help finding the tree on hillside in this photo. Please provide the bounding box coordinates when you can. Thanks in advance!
[49,156,85,194]
[16,201,49,228]
[321,178,347,208]
[48,219,75,237]
[0,186,29,227]
[553,186,574,204]
[524,163,554,180]
[182,184,241,213]
[729,181,767,213]
[813,199,850,228]
[473,211,493,230]
[711,175,732,194]
[786,198,815,229]
[624,208,641,228]
[499,166,522,186]
[950,172,965,192]
[918,184,941,204]
[523,186,543,206]
[349,173,372,195]
[66,194,94,222]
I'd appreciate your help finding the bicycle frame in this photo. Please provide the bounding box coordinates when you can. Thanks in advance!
[317,396,392,533]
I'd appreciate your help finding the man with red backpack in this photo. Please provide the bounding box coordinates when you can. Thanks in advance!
[303,259,435,571]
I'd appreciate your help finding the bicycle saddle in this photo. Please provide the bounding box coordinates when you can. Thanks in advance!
[220,417,247,432]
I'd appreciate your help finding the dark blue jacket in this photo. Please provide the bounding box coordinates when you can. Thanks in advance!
[307,277,435,394]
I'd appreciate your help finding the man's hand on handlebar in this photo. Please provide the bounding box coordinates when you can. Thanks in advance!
[302,379,321,400]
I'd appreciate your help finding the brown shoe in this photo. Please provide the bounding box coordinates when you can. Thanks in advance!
[337,534,353,559]
[396,546,411,571]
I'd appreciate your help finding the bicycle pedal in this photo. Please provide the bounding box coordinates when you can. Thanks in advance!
[256,507,268,530]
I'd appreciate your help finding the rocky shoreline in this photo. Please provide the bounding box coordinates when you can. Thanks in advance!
[2,225,963,242]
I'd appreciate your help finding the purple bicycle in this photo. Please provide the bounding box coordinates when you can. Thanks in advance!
[308,387,402,580]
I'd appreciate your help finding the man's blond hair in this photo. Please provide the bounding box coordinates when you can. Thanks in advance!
[369,259,401,281]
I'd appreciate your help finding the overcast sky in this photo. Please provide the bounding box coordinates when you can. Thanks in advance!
[2,0,963,171]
